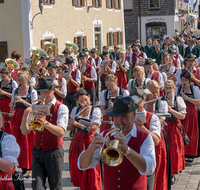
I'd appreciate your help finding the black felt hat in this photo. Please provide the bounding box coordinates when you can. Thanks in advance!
[78,51,87,58]
[40,54,49,60]
[131,42,140,47]
[82,47,88,52]
[105,96,138,117]
[46,61,58,69]
[168,47,176,54]
[34,78,57,92]
[103,50,109,55]
[186,53,197,60]
[143,58,156,66]
[91,48,97,53]
[176,37,180,41]
[65,56,74,65]
[62,48,71,54]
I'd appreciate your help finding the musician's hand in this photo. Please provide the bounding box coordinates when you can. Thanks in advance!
[68,118,78,126]
[168,106,173,113]
[190,73,195,80]
[114,132,128,154]
[100,64,104,68]
[139,56,143,59]
[89,135,104,152]
[167,73,172,78]
[175,67,179,72]
[109,102,114,108]
[9,102,13,108]
[68,75,72,80]
[24,107,32,117]
[36,112,46,126]
[134,119,145,129]
[182,93,188,100]
[82,76,87,81]
[0,89,5,95]
[14,96,23,103]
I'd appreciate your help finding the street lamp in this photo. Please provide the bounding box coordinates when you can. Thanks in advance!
[31,0,43,29]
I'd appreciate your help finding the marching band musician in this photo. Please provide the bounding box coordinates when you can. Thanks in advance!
[78,51,97,106]
[21,77,68,190]
[10,71,38,176]
[115,51,129,89]
[163,80,186,184]
[151,44,165,66]
[90,48,102,103]
[62,47,78,68]
[125,45,133,81]
[99,74,129,133]
[0,68,18,134]
[130,42,147,68]
[176,53,200,87]
[176,71,200,162]
[99,50,116,91]
[111,45,120,61]
[78,96,156,190]
[127,66,150,92]
[82,47,96,68]
[144,58,165,96]
[46,61,67,103]
[68,89,102,190]
[145,39,155,58]
[168,47,181,70]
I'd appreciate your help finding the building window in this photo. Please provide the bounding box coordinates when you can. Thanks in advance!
[0,0,4,3]
[149,0,160,9]
[42,0,55,5]
[74,36,87,53]
[106,0,114,8]
[107,32,113,47]
[115,0,121,9]
[0,41,8,62]
[41,38,58,57]
[117,32,121,45]
[72,0,85,7]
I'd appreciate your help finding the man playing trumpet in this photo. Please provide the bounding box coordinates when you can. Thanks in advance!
[78,96,156,190]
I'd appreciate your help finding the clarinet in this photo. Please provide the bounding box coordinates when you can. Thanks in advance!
[181,84,186,97]
[108,89,112,129]
[6,101,16,123]
[166,92,169,102]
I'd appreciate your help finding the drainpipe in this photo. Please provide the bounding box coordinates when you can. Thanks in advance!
[139,0,142,44]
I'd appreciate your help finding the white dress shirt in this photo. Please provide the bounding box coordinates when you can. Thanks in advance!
[11,87,38,102]
[51,74,67,97]
[29,77,36,87]
[161,72,167,83]
[82,65,97,81]
[1,134,20,166]
[121,61,130,69]
[95,55,103,68]
[99,88,129,106]
[77,124,156,176]
[147,70,164,88]
[99,60,117,74]
[127,78,150,92]
[175,86,200,100]
[87,56,96,68]
[130,51,147,65]
[63,68,81,84]
[73,56,79,68]
[159,65,175,74]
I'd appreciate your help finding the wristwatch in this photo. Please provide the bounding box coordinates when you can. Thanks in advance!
[124,146,130,156]
[45,121,49,128]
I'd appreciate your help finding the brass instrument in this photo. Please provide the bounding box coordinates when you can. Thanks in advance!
[27,99,46,132]
[102,60,109,75]
[5,58,20,72]
[116,60,122,72]
[29,47,47,77]
[44,42,57,57]
[64,41,79,51]
[99,128,123,166]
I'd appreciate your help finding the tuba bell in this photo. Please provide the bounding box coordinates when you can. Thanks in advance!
[27,99,46,132]
[99,128,123,166]
[64,41,79,51]
[44,41,57,56]
[5,58,20,72]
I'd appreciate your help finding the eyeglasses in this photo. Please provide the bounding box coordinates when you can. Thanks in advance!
[105,83,115,87]
[165,87,173,89]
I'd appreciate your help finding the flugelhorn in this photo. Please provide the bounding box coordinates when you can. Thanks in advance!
[99,127,123,166]
[27,99,46,132]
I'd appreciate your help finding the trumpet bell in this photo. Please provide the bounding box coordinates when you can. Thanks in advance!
[64,41,79,51]
[30,47,47,56]
[29,119,44,133]
[5,58,19,70]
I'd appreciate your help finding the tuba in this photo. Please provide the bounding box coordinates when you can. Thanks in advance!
[29,47,47,77]
[99,128,123,166]
[44,41,57,57]
[64,41,79,51]
[5,58,19,72]
[27,99,46,132]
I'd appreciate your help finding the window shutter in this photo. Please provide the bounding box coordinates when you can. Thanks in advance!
[81,0,85,6]
[99,0,102,7]
[107,33,110,47]
[72,0,76,6]
[120,31,123,45]
[53,38,58,57]
[106,0,109,8]
[83,36,87,47]
[0,42,8,62]
[41,40,46,50]
[118,0,121,9]
[112,0,115,8]
[74,37,78,54]
[51,0,55,4]
[113,32,117,46]
[92,0,95,6]
[0,0,4,3]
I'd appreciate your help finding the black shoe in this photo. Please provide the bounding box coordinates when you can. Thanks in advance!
[70,130,75,138]
[171,176,176,185]
[186,158,194,163]
[22,169,29,176]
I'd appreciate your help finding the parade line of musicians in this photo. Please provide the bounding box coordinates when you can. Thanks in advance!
[1,36,200,190]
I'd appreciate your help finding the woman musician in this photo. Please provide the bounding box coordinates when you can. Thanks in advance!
[115,51,129,89]
[0,68,18,134]
[68,89,102,190]
[99,74,129,133]
[10,71,38,176]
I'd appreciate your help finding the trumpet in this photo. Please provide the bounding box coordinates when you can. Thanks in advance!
[99,127,123,166]
[27,99,46,132]
[116,60,122,72]
[102,60,109,75]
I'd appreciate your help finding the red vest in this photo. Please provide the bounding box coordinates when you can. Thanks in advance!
[173,59,177,68]
[87,56,93,65]
[95,55,100,74]
[11,70,18,81]
[151,71,164,96]
[174,53,179,60]
[67,69,79,93]
[143,111,153,130]
[182,68,200,86]
[101,60,113,80]
[78,64,95,90]
[34,100,64,151]
[55,75,63,103]
[132,52,143,68]
[103,127,148,190]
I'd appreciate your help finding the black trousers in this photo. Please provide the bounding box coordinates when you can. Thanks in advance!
[95,73,100,101]
[32,146,64,190]
[86,87,95,107]
[63,91,77,115]
[100,77,107,91]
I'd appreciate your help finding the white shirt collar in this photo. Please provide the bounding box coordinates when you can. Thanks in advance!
[186,66,196,72]
[48,97,56,109]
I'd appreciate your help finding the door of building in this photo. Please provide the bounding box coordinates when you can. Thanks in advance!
[94,27,101,51]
